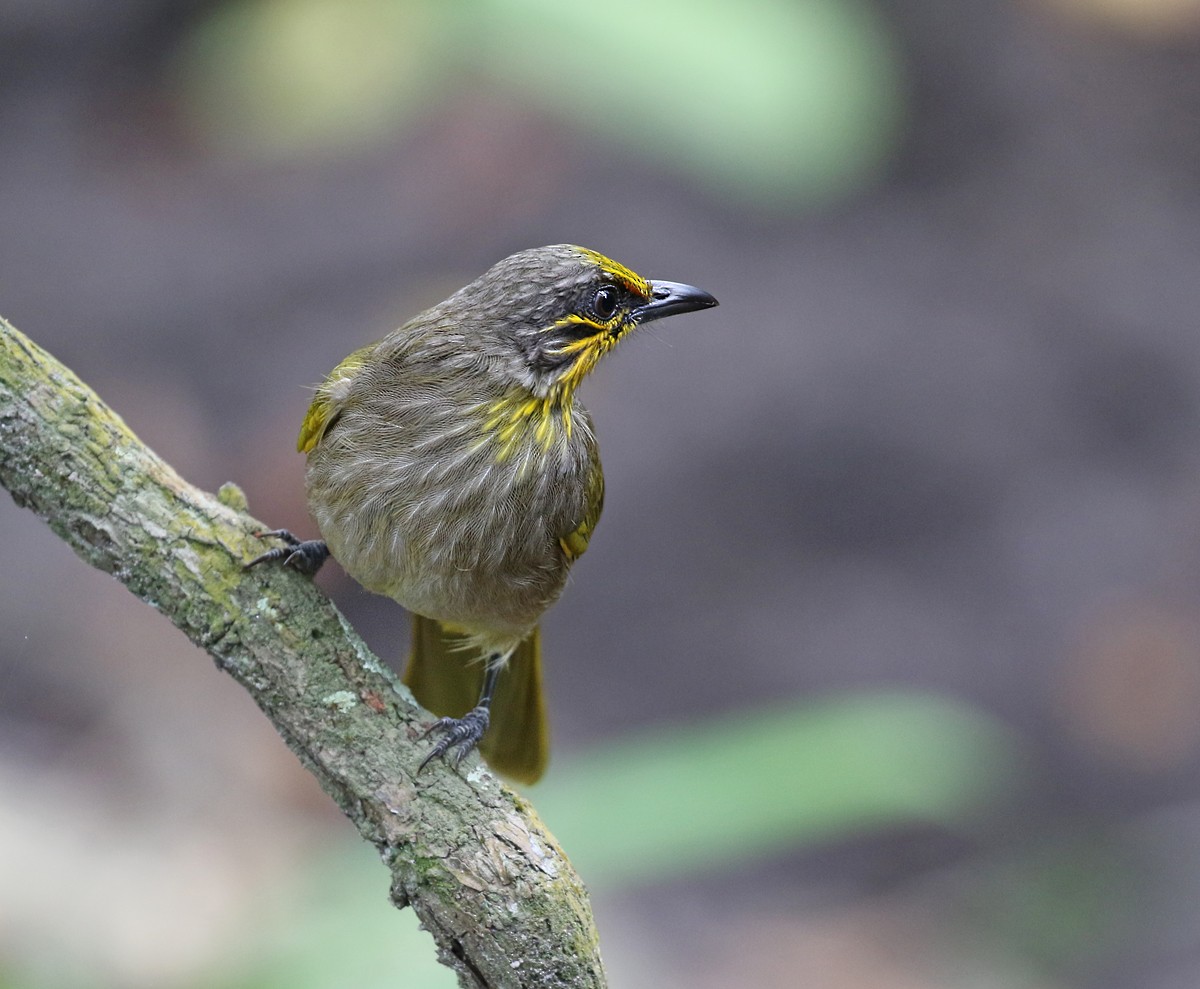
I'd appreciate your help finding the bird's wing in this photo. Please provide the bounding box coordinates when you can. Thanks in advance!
[558,457,605,563]
[297,345,373,453]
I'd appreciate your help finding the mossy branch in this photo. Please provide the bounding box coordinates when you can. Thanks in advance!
[0,314,605,989]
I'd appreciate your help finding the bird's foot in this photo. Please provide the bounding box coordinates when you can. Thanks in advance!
[418,706,491,775]
[244,529,330,576]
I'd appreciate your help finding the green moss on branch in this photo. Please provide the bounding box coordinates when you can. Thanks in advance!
[0,315,605,989]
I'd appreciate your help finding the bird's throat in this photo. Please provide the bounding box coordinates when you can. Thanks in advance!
[479,389,577,466]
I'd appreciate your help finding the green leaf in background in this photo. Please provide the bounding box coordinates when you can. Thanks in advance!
[533,691,1023,886]
[965,833,1141,981]
[191,691,1019,989]
[173,0,904,209]
[208,848,456,989]
[464,0,904,208]
[174,0,454,153]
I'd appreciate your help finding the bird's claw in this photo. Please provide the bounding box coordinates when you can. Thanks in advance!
[243,529,330,576]
[418,706,491,775]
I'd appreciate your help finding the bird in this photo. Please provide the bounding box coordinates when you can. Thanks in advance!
[247,245,717,783]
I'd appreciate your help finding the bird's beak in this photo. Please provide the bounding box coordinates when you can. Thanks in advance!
[635,280,719,324]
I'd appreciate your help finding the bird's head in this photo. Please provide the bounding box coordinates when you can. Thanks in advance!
[438,245,718,400]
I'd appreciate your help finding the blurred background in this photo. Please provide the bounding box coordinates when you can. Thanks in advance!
[4,0,1200,985]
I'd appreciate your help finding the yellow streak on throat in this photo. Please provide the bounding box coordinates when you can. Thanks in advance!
[481,392,564,463]
[479,320,616,464]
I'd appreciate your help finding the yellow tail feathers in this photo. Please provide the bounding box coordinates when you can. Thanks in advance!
[404,615,549,784]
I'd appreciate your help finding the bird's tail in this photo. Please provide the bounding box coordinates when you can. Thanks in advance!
[404,614,549,784]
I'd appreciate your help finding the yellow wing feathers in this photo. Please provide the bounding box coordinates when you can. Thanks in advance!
[559,461,604,563]
[297,347,371,453]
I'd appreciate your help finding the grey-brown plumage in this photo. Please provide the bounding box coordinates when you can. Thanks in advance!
[251,245,718,782]
[303,247,607,654]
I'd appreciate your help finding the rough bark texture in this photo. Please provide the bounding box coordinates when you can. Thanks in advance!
[0,314,606,989]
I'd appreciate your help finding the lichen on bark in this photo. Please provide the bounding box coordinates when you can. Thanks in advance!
[0,314,606,989]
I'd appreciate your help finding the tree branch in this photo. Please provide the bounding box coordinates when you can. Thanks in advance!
[0,314,606,989]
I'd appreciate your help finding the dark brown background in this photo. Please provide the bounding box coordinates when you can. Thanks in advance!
[4,1,1200,986]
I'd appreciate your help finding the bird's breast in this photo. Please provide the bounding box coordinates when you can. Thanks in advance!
[305,390,599,637]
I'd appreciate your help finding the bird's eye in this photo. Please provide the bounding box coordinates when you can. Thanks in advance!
[591,285,619,322]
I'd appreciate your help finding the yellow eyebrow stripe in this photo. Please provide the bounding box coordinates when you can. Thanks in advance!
[576,248,652,298]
